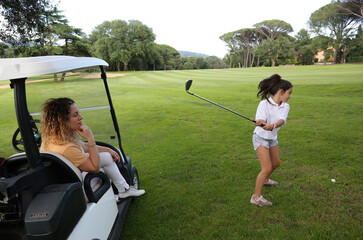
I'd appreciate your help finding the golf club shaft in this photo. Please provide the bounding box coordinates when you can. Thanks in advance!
[187,90,256,122]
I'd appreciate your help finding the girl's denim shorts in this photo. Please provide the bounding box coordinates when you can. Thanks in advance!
[252,133,278,151]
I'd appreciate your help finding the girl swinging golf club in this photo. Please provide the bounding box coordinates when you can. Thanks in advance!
[250,74,293,206]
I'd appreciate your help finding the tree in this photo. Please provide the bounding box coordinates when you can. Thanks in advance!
[127,20,156,70]
[346,25,363,62]
[234,28,256,68]
[308,2,361,63]
[90,20,132,71]
[336,0,363,19]
[312,35,335,64]
[179,57,208,70]
[249,30,264,67]
[205,56,227,69]
[90,20,155,71]
[195,57,208,69]
[253,20,293,66]
[0,42,9,57]
[295,29,315,65]
[51,12,89,56]
[254,19,293,41]
[0,0,57,55]
[145,44,161,70]
[183,61,194,70]
[156,44,180,70]
[220,32,240,68]
[257,35,295,66]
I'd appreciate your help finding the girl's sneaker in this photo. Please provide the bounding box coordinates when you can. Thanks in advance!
[264,179,279,186]
[250,195,272,206]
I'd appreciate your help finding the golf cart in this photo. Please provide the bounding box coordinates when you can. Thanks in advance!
[0,56,140,239]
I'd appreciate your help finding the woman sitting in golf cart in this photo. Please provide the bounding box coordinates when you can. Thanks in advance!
[40,97,145,200]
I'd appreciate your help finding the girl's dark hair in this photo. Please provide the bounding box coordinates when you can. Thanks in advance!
[257,74,292,101]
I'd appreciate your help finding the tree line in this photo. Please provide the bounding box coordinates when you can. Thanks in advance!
[0,0,362,71]
[221,1,362,67]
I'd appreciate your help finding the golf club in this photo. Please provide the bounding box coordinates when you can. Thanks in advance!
[185,79,264,126]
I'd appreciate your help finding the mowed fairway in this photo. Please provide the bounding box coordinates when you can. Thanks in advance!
[1,64,362,239]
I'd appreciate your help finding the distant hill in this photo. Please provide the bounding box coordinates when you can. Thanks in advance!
[178,51,209,58]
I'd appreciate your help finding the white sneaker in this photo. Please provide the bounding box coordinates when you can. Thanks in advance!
[250,194,272,206]
[264,179,279,186]
[118,186,145,199]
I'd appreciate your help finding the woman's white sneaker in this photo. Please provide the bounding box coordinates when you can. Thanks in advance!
[118,186,145,199]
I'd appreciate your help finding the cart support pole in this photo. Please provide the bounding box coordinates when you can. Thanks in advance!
[11,78,41,168]
[99,66,126,160]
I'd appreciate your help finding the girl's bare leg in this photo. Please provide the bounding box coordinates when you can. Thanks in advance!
[254,146,273,198]
[264,145,280,183]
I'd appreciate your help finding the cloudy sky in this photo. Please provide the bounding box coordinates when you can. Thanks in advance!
[58,0,332,58]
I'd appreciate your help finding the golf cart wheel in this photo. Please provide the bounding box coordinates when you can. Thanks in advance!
[130,166,139,189]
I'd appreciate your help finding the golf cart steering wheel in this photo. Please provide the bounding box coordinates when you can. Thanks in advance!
[12,120,42,153]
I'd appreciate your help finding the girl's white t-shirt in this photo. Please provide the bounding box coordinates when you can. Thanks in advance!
[253,97,290,140]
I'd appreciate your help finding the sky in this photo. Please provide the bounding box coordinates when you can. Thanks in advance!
[58,0,332,58]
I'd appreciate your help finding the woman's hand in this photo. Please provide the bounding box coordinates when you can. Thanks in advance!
[77,124,95,142]
[108,149,120,163]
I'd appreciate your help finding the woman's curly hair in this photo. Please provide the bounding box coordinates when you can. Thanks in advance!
[41,98,80,148]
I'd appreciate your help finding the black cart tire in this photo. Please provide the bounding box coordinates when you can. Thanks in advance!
[130,166,139,190]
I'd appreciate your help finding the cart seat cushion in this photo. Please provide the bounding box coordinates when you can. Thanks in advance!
[40,151,83,181]
[41,152,110,203]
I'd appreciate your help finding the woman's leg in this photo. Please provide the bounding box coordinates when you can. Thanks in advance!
[99,152,129,192]
[254,146,273,198]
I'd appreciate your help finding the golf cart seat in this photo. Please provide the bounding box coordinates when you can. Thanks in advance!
[40,151,111,203]
[3,151,110,203]
[40,151,83,181]
[3,151,81,182]
[0,152,111,239]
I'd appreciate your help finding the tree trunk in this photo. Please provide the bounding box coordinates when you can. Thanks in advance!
[60,72,66,81]
[244,51,248,68]
[54,74,58,82]
[272,53,279,67]
[117,62,121,71]
[64,39,68,55]
[250,53,255,67]
[333,48,338,64]
[123,61,129,71]
[246,48,251,68]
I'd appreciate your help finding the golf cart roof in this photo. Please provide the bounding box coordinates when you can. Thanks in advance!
[0,56,109,81]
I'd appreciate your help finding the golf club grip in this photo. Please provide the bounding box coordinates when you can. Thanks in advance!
[253,120,265,127]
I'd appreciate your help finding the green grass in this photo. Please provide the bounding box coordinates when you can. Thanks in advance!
[0,64,362,239]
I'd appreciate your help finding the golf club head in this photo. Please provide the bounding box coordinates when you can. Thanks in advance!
[185,79,193,92]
